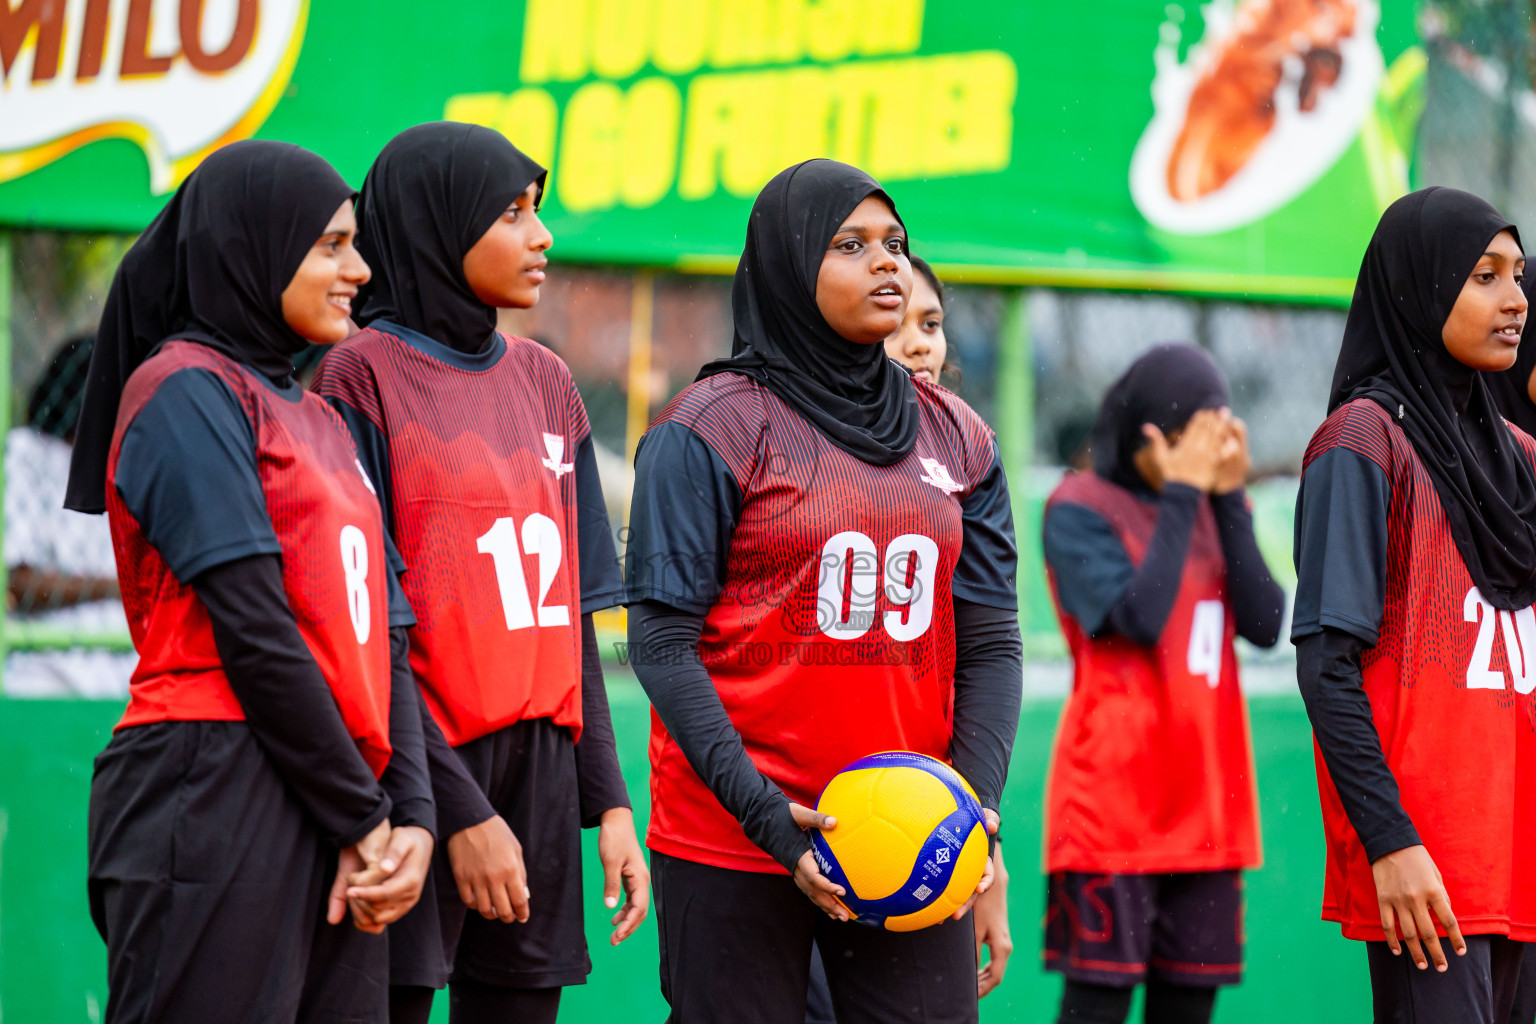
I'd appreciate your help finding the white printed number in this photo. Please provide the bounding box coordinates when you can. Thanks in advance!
[1187,599,1224,689]
[1463,587,1536,694]
[816,531,938,641]
[339,525,371,645]
[476,514,569,631]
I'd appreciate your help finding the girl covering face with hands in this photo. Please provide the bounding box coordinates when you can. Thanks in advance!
[1041,343,1282,1024]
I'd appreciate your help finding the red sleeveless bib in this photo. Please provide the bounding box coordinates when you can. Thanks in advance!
[108,342,392,777]
[1044,471,1261,874]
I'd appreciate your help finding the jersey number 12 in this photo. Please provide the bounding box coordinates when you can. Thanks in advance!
[477,515,570,630]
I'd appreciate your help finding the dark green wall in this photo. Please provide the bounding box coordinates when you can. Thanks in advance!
[0,679,1368,1023]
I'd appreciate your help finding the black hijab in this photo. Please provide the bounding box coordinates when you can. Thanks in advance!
[1329,185,1536,611]
[1485,273,1536,437]
[355,122,547,354]
[1090,343,1230,493]
[697,159,919,466]
[65,140,356,513]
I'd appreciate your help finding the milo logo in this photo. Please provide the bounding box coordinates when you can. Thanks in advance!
[0,0,309,191]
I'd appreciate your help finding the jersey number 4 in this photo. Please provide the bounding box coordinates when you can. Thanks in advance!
[477,515,570,630]
[1463,587,1536,693]
[1187,599,1224,689]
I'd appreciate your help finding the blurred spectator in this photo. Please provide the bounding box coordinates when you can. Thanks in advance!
[5,335,135,697]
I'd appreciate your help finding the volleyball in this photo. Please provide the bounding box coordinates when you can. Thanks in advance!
[810,751,989,932]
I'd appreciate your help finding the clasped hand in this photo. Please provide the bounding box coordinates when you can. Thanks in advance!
[325,818,435,934]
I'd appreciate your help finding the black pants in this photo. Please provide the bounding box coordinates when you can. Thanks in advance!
[1368,935,1529,1024]
[389,719,588,991]
[653,851,978,1024]
[1513,946,1536,1024]
[88,722,387,1024]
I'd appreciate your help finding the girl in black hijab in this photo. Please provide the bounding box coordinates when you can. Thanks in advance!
[77,140,437,1023]
[1485,274,1536,437]
[1294,187,1536,1021]
[623,160,1022,1024]
[697,159,920,463]
[311,122,645,1024]
[1041,344,1282,1024]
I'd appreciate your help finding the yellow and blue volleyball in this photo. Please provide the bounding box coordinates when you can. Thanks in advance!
[809,751,989,932]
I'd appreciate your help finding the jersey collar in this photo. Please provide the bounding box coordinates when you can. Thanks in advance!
[370,319,507,372]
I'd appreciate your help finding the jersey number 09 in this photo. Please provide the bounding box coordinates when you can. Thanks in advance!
[817,531,939,642]
[477,515,570,631]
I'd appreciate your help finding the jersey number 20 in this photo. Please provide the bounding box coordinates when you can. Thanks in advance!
[1464,587,1536,693]
[477,515,570,630]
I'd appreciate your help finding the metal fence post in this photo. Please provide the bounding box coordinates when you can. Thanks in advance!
[994,287,1037,638]
[0,230,13,693]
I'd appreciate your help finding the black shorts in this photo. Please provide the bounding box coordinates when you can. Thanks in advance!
[1043,870,1244,988]
[88,721,387,1024]
[652,851,978,1024]
[389,718,589,990]
[1368,935,1530,1024]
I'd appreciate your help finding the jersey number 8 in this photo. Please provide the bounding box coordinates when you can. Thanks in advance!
[340,525,370,645]
[477,514,570,631]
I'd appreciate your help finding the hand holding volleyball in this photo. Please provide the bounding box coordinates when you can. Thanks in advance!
[809,752,993,931]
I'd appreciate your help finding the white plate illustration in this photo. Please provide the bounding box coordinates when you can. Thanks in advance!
[1130,0,1384,236]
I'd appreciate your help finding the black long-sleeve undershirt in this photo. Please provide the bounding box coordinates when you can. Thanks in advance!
[419,612,630,838]
[1211,490,1286,647]
[1295,628,1421,862]
[1291,445,1417,862]
[194,553,395,848]
[417,692,496,840]
[627,600,805,870]
[627,597,1020,872]
[947,600,1023,819]
[1107,483,1200,644]
[382,624,435,838]
[1043,484,1283,649]
[575,613,631,827]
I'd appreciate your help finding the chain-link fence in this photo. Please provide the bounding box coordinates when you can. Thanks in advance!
[5,233,136,696]
[9,1,1536,694]
[0,241,1422,700]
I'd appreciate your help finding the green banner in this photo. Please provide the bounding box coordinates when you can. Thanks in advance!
[0,0,1424,301]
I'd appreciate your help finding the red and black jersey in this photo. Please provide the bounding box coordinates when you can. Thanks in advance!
[1043,471,1261,874]
[1301,398,1536,941]
[626,372,1013,874]
[107,342,393,776]
[314,322,621,748]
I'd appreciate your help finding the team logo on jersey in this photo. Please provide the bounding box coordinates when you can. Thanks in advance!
[354,459,378,495]
[541,433,575,478]
[918,458,963,494]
